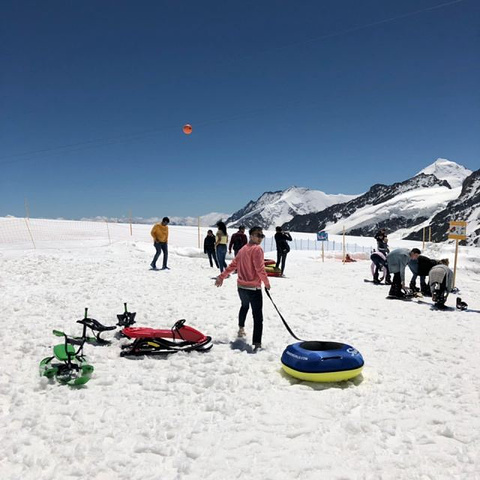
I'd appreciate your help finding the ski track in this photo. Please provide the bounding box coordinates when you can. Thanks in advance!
[1,240,479,480]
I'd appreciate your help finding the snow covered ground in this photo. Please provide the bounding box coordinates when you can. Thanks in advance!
[1,222,479,480]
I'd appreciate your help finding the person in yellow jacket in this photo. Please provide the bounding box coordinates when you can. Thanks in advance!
[150,217,170,270]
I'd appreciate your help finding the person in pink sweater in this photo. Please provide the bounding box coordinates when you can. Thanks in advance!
[215,226,271,351]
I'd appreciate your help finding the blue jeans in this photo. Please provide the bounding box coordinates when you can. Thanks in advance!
[216,244,227,272]
[152,242,168,268]
[238,287,263,345]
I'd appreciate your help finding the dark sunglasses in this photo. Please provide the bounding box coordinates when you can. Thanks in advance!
[253,233,265,239]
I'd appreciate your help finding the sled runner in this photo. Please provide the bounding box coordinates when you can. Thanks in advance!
[386,295,413,301]
[39,330,94,386]
[386,288,422,301]
[76,308,117,345]
[116,302,137,328]
[364,279,387,285]
[120,319,212,356]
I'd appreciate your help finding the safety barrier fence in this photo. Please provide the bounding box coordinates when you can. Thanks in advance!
[0,217,148,249]
[0,217,371,255]
[261,236,371,254]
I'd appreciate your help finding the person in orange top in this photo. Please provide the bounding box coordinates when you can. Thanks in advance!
[150,217,170,270]
[215,226,271,351]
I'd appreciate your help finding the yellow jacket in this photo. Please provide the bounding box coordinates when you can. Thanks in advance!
[151,223,169,243]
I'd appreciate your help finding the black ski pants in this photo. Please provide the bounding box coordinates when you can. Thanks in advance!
[411,274,428,294]
[276,251,288,275]
[238,287,263,345]
[371,256,387,282]
[206,249,219,268]
[389,272,403,296]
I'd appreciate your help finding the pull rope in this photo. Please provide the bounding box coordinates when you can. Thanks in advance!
[265,289,304,341]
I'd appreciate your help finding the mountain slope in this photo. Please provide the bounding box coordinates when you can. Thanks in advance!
[225,186,357,229]
[405,169,480,246]
[81,212,230,227]
[282,173,452,236]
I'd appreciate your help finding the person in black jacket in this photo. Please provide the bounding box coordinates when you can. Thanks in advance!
[274,226,292,276]
[204,230,219,268]
[228,226,248,256]
[408,255,440,296]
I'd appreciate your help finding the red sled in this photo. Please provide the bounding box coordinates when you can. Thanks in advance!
[120,320,212,356]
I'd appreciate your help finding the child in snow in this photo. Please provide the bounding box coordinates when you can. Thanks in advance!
[204,230,219,268]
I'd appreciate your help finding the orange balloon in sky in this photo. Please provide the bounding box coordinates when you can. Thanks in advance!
[183,124,192,135]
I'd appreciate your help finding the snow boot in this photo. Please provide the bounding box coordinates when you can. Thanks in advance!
[456,298,468,311]
[388,283,404,298]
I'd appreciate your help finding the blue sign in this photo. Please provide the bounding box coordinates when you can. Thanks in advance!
[317,231,328,241]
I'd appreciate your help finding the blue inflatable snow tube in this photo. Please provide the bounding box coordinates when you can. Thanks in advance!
[281,341,364,382]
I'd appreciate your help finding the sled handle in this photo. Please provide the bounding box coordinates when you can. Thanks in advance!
[124,302,128,313]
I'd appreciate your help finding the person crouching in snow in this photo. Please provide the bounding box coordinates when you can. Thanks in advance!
[408,254,441,296]
[370,250,388,284]
[215,226,271,351]
[344,253,357,263]
[429,259,453,308]
[386,248,421,298]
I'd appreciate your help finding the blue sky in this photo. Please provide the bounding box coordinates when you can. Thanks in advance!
[1,0,479,219]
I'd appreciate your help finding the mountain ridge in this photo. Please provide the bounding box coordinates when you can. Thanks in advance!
[225,186,357,229]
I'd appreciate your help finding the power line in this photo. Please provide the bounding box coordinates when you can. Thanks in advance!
[232,0,466,60]
[1,0,467,165]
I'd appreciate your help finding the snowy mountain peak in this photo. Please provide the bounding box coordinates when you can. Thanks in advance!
[226,186,357,229]
[416,158,472,189]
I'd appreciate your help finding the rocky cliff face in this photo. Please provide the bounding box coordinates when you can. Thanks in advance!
[405,169,480,246]
[223,159,478,245]
[282,174,449,235]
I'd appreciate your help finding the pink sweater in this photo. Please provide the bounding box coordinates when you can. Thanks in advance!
[219,242,271,289]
